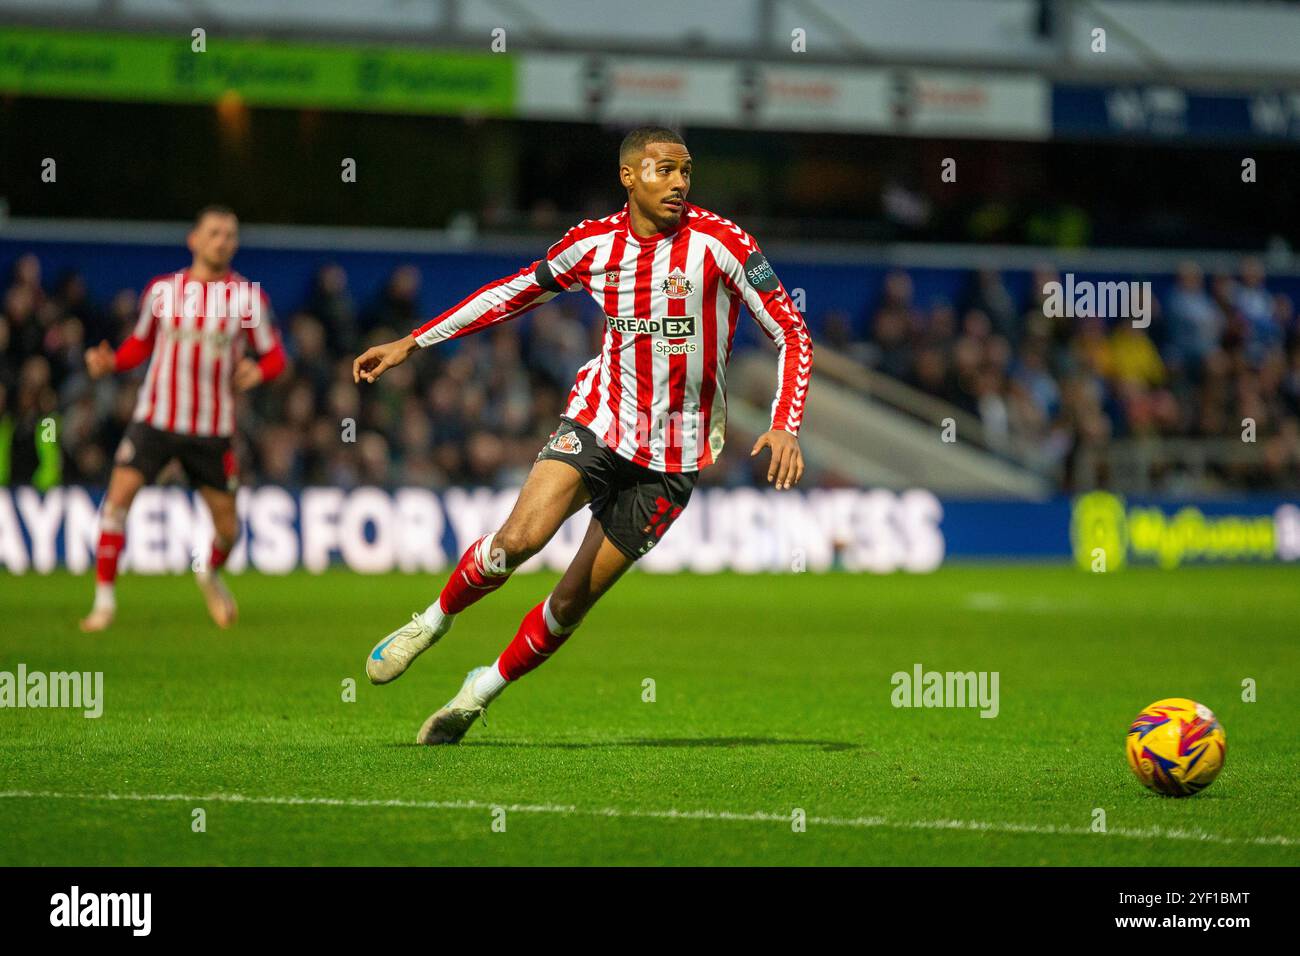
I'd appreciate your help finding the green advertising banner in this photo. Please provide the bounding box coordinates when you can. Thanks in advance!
[0,27,515,116]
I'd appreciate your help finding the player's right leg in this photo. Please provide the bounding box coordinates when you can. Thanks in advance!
[364,457,589,684]
[79,464,146,632]
[194,485,240,629]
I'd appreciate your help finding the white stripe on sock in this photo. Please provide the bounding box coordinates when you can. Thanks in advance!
[542,597,577,637]
[475,532,510,578]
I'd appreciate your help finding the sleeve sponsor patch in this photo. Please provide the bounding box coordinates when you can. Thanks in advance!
[744,251,779,292]
[535,259,562,292]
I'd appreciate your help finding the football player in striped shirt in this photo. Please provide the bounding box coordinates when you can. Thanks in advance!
[80,206,287,632]
[354,127,812,743]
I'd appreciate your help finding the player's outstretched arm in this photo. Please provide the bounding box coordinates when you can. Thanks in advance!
[353,336,420,384]
[751,429,805,491]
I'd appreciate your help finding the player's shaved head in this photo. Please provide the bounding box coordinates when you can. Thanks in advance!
[619,126,686,166]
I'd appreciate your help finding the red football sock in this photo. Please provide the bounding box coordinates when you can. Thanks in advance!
[95,530,126,586]
[208,540,232,573]
[438,533,512,614]
[496,598,577,681]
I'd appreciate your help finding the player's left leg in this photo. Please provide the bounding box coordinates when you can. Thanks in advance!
[416,515,634,745]
[80,463,147,632]
[195,485,240,628]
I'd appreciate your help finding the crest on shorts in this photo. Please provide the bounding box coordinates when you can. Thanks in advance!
[660,269,694,299]
[223,449,239,492]
[548,431,582,455]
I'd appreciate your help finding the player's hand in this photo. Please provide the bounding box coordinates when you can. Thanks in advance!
[751,429,804,490]
[84,340,115,379]
[233,358,263,392]
[353,337,418,384]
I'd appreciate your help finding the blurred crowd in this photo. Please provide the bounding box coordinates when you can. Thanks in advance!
[4,250,1300,492]
[825,257,1300,488]
[0,254,774,491]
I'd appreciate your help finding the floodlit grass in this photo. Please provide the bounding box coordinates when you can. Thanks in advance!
[1,565,1296,865]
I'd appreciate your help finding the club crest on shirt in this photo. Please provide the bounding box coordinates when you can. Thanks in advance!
[548,431,582,455]
[660,270,694,299]
[604,268,620,289]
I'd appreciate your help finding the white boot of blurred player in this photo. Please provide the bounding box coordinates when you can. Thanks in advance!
[79,583,116,633]
[195,538,238,629]
[81,506,125,633]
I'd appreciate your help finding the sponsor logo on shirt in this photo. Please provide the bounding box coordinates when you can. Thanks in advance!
[744,251,779,292]
[606,315,697,338]
[158,325,237,348]
[654,340,697,355]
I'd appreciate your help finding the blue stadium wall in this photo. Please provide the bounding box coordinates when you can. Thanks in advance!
[7,238,1300,349]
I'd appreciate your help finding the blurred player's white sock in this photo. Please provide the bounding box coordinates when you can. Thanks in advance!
[471,661,509,705]
[420,601,456,637]
[94,583,116,611]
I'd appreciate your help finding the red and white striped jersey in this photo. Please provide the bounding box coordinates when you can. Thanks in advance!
[127,270,282,438]
[411,202,812,472]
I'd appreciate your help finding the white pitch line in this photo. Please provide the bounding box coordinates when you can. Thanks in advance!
[0,789,1295,848]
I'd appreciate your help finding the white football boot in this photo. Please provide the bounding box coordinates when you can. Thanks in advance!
[366,611,453,685]
[80,583,117,633]
[416,666,492,745]
[196,570,238,629]
[78,606,115,633]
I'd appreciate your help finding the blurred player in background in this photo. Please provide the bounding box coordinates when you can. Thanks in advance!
[354,126,813,743]
[79,206,286,632]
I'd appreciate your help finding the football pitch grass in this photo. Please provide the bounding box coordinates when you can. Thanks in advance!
[1,565,1297,867]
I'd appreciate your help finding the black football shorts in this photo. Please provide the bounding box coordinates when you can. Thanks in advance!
[536,417,696,561]
[114,421,238,493]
